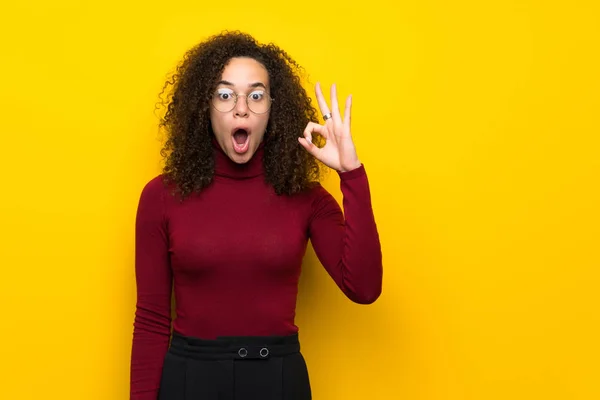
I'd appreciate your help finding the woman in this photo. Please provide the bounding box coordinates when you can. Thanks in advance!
[130,31,383,400]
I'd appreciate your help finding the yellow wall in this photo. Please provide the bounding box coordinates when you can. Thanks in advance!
[1,1,599,398]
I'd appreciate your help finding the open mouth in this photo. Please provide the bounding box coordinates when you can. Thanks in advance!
[232,128,250,154]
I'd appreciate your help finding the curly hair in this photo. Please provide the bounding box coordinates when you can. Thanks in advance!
[155,31,326,200]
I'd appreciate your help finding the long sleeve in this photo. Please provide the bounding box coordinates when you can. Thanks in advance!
[130,177,173,399]
[308,164,383,304]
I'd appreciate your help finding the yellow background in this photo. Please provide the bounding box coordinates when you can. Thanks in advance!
[1,1,599,399]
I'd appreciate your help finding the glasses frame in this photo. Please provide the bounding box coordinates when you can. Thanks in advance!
[210,89,274,115]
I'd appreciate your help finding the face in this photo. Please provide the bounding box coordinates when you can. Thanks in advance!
[209,57,271,164]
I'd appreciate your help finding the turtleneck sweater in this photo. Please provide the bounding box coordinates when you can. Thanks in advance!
[130,137,383,399]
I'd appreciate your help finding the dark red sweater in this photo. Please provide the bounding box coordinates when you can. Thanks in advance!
[130,138,383,398]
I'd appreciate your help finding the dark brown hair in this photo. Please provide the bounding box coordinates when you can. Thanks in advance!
[156,30,325,200]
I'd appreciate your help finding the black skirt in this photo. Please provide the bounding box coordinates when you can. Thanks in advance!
[158,332,312,400]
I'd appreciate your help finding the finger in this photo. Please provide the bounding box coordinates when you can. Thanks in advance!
[330,83,343,126]
[298,131,323,158]
[315,82,331,121]
[304,122,329,140]
[302,123,314,147]
[298,137,322,159]
[302,129,313,146]
[298,136,320,157]
[343,94,352,133]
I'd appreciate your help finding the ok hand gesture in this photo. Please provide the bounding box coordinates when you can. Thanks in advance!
[298,82,361,173]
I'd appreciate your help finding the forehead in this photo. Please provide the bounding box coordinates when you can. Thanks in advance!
[219,57,269,86]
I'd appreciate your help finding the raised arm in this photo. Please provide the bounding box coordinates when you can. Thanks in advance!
[308,165,383,304]
[299,82,383,303]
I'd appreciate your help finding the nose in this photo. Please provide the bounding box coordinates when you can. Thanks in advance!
[234,94,249,117]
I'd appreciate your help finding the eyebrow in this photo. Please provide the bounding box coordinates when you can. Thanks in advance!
[217,80,267,89]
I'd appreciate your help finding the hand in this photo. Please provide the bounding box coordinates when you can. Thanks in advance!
[298,82,361,173]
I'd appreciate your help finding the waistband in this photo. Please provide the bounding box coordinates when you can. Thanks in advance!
[168,332,301,361]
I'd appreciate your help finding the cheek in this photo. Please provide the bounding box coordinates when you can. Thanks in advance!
[209,111,226,134]
[260,113,270,127]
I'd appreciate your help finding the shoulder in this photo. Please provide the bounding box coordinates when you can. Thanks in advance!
[141,174,166,194]
[302,180,330,200]
[302,181,340,216]
[138,174,174,205]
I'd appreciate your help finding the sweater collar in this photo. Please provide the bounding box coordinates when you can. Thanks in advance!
[211,136,265,179]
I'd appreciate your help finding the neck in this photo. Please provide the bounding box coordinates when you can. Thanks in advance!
[211,136,265,180]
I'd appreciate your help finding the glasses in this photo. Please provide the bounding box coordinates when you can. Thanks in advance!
[211,88,273,114]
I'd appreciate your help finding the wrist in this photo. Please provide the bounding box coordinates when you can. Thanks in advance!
[340,161,362,173]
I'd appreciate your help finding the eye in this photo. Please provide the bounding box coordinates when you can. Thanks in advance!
[248,90,265,101]
[216,88,234,101]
